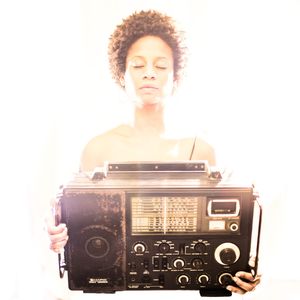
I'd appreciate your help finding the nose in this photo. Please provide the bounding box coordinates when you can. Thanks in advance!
[143,66,156,80]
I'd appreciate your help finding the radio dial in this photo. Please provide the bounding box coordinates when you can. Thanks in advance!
[133,242,146,254]
[198,274,209,285]
[177,274,190,285]
[220,248,236,265]
[173,258,185,269]
[214,243,240,265]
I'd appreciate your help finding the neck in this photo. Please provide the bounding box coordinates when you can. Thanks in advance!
[131,104,165,137]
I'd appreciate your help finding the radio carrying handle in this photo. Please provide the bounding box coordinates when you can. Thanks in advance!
[90,161,222,180]
[58,253,66,278]
[54,197,67,278]
[250,196,263,278]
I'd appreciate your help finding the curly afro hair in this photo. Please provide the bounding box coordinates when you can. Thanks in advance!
[108,10,187,88]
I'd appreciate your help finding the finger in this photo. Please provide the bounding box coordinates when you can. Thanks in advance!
[47,223,67,235]
[232,277,254,292]
[49,226,68,243]
[232,272,260,292]
[236,271,261,284]
[49,237,69,253]
[248,256,256,268]
[226,285,245,295]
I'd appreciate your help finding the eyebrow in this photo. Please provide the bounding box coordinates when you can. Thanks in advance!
[128,55,170,61]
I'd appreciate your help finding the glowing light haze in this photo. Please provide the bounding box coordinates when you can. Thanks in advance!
[2,1,299,299]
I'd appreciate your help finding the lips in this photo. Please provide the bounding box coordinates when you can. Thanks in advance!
[140,84,158,90]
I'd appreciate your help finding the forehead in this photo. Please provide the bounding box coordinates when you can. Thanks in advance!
[127,36,173,60]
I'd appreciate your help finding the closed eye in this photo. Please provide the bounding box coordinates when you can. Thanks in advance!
[156,66,167,70]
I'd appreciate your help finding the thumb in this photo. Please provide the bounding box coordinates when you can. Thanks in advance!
[248,256,256,268]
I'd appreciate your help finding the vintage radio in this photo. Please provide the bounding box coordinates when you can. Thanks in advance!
[55,161,262,297]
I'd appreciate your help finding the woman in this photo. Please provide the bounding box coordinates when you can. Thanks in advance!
[47,10,260,294]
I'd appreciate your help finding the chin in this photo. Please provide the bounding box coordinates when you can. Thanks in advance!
[142,94,159,102]
[143,99,165,109]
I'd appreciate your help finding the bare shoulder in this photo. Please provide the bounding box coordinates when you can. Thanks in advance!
[187,135,216,166]
[80,125,128,172]
[80,126,216,171]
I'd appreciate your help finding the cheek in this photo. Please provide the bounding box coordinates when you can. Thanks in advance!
[124,71,137,95]
[162,73,175,95]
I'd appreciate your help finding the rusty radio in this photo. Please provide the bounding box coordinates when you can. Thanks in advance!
[55,161,262,297]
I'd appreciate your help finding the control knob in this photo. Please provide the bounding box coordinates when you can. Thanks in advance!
[177,274,190,285]
[198,274,209,285]
[218,273,234,286]
[194,242,206,253]
[173,258,185,269]
[159,242,170,253]
[191,258,204,269]
[133,242,146,254]
[229,222,239,232]
[214,243,240,265]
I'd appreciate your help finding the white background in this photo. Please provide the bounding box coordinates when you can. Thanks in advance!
[1,0,300,299]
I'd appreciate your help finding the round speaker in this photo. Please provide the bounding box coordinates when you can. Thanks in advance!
[85,236,110,258]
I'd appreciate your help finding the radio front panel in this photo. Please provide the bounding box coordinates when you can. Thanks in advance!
[125,188,253,292]
[57,162,261,297]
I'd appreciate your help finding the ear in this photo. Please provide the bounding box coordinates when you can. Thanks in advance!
[119,76,125,87]
[172,79,178,95]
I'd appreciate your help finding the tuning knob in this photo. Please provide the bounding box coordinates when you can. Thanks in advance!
[214,243,240,265]
[220,248,237,264]
[133,242,146,254]
[177,274,190,285]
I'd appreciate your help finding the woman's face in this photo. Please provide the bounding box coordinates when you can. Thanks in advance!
[123,35,175,108]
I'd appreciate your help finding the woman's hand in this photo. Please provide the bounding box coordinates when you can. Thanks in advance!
[45,214,69,253]
[226,271,261,294]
